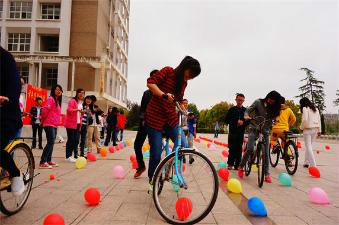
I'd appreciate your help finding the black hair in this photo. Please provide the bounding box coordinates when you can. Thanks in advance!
[35,97,42,101]
[83,95,92,108]
[174,56,201,97]
[300,97,317,113]
[182,99,188,102]
[90,95,97,102]
[50,84,63,106]
[150,70,159,77]
[74,88,84,102]
[263,90,283,118]
[280,96,286,104]
[120,109,125,114]
[236,93,245,98]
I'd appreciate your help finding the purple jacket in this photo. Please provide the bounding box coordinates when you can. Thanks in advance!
[41,96,61,128]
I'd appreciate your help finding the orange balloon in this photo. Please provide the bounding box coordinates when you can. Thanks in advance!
[100,148,107,157]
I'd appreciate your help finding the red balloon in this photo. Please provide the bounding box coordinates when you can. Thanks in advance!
[43,213,65,225]
[325,145,331,150]
[87,152,97,161]
[84,188,101,206]
[132,160,138,169]
[182,164,186,172]
[221,150,229,158]
[109,146,115,153]
[49,174,55,180]
[130,154,136,162]
[176,197,193,221]
[207,143,211,148]
[297,141,302,149]
[309,166,320,178]
[115,145,120,151]
[217,168,229,181]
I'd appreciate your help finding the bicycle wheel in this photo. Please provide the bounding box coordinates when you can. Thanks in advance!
[152,149,219,224]
[256,143,265,188]
[244,154,252,176]
[0,143,34,216]
[284,140,298,175]
[269,144,281,168]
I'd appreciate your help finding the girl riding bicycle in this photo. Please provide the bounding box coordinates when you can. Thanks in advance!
[238,91,284,183]
[145,56,201,186]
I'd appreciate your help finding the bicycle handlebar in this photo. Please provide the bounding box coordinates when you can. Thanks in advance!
[175,101,188,116]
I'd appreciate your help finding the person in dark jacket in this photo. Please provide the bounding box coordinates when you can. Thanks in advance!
[79,95,92,157]
[133,69,158,178]
[104,106,118,147]
[30,97,43,149]
[225,93,247,170]
[0,47,25,196]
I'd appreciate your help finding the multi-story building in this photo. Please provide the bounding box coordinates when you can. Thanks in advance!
[0,0,129,110]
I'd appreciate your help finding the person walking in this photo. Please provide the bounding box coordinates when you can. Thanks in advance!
[79,95,92,157]
[146,56,201,187]
[64,89,85,162]
[86,96,102,153]
[214,122,220,138]
[104,107,118,147]
[39,85,63,169]
[300,97,321,168]
[225,93,247,170]
[133,70,158,178]
[30,97,44,149]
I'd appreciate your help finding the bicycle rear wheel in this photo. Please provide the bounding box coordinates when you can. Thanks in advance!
[152,149,219,224]
[257,143,265,188]
[244,154,252,176]
[0,143,34,216]
[269,144,280,168]
[284,140,298,175]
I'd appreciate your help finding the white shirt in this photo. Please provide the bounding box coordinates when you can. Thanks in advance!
[300,107,321,132]
[77,101,83,124]
[35,107,41,124]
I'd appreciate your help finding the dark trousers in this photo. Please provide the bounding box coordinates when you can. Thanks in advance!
[100,127,105,139]
[79,125,87,157]
[32,123,43,148]
[0,129,20,177]
[66,126,80,159]
[40,126,57,164]
[104,127,117,146]
[214,130,219,138]
[133,122,147,169]
[227,133,244,169]
[147,126,179,182]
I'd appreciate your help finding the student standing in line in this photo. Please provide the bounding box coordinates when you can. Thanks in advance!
[86,96,102,153]
[30,97,44,149]
[104,106,118,147]
[79,95,92,157]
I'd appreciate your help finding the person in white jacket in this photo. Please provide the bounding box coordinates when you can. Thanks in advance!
[299,97,321,168]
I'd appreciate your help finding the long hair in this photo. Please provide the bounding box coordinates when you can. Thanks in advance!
[73,88,84,102]
[263,90,283,118]
[300,97,316,113]
[174,56,201,96]
[50,84,63,106]
[83,95,92,109]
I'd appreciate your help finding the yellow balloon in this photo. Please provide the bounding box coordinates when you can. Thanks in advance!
[227,178,242,193]
[75,157,87,169]
[251,164,258,172]
[287,147,292,156]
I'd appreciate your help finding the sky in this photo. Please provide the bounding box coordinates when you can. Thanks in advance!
[128,0,339,113]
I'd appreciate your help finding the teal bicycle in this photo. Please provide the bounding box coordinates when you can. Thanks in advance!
[152,102,219,224]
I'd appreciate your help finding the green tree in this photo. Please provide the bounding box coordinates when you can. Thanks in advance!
[188,103,199,118]
[296,68,326,112]
[284,100,301,133]
[125,101,140,130]
[334,90,339,106]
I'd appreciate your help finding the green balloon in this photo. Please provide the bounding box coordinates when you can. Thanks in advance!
[143,151,150,159]
[172,175,180,192]
[217,161,227,170]
[279,172,292,186]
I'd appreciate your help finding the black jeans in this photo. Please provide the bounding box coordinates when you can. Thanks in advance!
[40,126,57,164]
[227,133,244,169]
[32,123,43,148]
[104,127,117,146]
[79,125,87,157]
[214,130,219,138]
[0,129,21,177]
[133,122,147,169]
[66,125,80,159]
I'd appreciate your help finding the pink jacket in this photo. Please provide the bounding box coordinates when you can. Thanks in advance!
[64,98,80,129]
[41,96,61,128]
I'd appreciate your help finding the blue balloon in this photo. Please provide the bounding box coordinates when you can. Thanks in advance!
[279,172,292,186]
[217,161,227,170]
[248,196,267,217]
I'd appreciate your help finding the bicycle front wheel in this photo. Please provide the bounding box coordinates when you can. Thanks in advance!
[257,143,265,188]
[152,149,219,224]
[284,140,298,175]
[0,143,34,216]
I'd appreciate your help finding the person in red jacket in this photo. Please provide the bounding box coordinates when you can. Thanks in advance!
[116,110,127,141]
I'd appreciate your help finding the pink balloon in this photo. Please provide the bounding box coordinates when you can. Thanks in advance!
[208,144,216,150]
[308,187,330,204]
[113,166,124,179]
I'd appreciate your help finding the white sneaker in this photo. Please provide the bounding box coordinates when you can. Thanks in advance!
[11,175,26,196]
[66,157,76,163]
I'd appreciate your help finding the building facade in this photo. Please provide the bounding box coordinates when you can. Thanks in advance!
[0,0,129,110]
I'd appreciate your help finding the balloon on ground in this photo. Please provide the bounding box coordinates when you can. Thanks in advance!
[279,172,292,186]
[217,161,227,170]
[217,168,229,181]
[309,167,320,178]
[113,165,125,179]
[75,157,87,169]
[176,197,193,221]
[308,187,330,204]
[227,178,242,193]
[43,213,65,225]
[248,196,267,217]
[87,152,97,161]
[84,188,101,206]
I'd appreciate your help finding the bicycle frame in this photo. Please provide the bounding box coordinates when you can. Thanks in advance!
[174,107,187,188]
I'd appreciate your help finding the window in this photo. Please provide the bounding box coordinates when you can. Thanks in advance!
[40,35,59,52]
[0,1,3,18]
[46,68,58,88]
[8,33,30,52]
[17,64,29,83]
[9,1,32,19]
[41,3,60,20]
